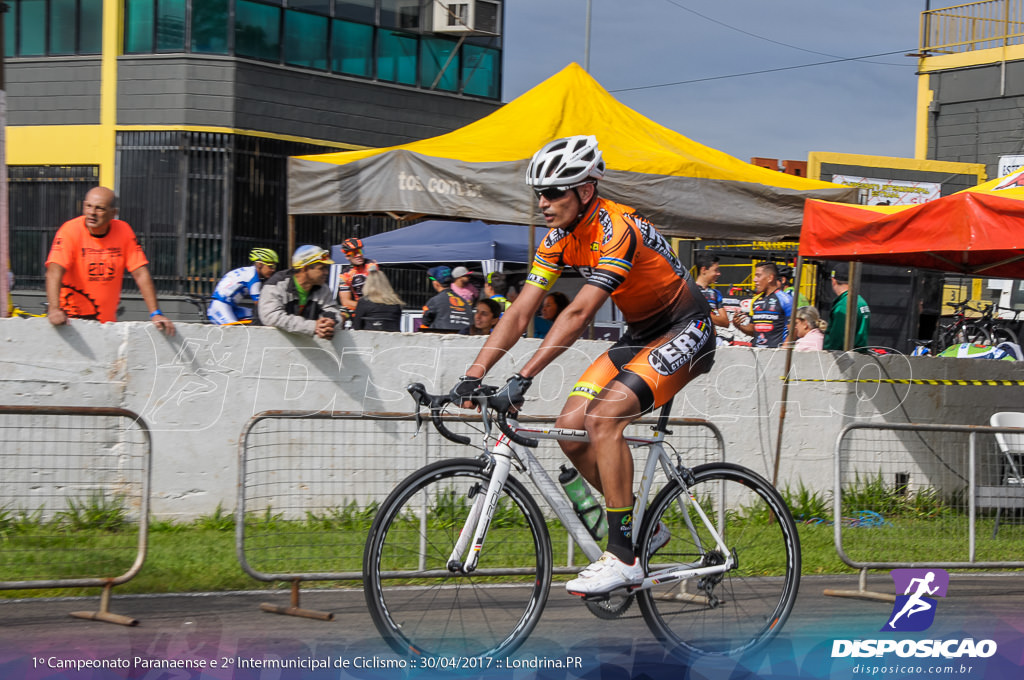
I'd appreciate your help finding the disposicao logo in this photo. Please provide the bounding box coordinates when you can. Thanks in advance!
[883,568,949,632]
[831,568,998,659]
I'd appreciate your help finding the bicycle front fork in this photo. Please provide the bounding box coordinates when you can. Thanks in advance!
[446,446,515,574]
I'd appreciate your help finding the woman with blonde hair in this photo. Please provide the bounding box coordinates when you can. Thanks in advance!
[793,305,826,351]
[352,269,404,332]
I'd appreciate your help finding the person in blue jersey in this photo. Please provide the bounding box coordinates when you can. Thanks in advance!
[733,261,792,348]
[693,251,729,329]
[207,248,279,324]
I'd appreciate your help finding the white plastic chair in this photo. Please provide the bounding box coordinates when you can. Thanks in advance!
[989,412,1024,535]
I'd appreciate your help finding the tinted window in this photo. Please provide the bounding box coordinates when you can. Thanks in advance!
[192,0,228,53]
[330,19,373,77]
[19,0,46,56]
[335,0,375,23]
[462,44,499,98]
[156,0,186,51]
[236,0,282,62]
[289,0,331,14]
[125,0,155,53]
[377,29,417,85]
[49,0,77,55]
[78,0,104,53]
[421,36,459,92]
[283,10,327,70]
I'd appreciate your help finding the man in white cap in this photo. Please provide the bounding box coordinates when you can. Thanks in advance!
[258,245,342,338]
[450,266,479,303]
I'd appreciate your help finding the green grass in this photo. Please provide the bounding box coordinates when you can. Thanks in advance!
[2,475,1023,599]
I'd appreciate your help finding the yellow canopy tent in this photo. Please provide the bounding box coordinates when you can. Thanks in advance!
[288,63,857,240]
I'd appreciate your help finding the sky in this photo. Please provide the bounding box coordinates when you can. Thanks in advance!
[501,0,963,164]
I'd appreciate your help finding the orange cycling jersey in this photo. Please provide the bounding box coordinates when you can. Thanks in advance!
[45,216,149,323]
[527,197,705,336]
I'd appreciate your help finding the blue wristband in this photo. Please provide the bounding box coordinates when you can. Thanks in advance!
[149,309,163,319]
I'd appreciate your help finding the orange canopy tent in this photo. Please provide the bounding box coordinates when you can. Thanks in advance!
[800,171,1024,277]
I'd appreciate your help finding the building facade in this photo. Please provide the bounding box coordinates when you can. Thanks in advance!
[7,0,503,310]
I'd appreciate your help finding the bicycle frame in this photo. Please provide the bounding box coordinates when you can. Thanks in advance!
[445,416,734,591]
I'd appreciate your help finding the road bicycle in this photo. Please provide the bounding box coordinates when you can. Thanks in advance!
[362,384,801,662]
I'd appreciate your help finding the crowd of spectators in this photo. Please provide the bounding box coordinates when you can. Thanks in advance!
[37,189,872,352]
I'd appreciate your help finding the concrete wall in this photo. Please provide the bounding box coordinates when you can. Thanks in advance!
[2,317,1023,519]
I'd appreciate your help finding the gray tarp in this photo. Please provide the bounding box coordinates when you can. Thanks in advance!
[288,64,858,240]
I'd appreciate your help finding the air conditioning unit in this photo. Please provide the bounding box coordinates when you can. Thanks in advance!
[433,0,501,36]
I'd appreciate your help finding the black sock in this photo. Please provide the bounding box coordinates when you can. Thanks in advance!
[605,506,635,563]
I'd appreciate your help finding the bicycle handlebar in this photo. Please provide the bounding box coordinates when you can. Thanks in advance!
[405,383,539,448]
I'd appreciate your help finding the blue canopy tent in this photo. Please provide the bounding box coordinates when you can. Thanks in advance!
[331,220,548,274]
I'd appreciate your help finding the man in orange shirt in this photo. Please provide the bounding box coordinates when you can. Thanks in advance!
[45,186,175,335]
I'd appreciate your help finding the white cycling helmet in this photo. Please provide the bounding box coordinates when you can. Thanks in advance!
[526,135,606,188]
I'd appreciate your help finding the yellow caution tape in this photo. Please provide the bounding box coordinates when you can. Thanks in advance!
[784,377,1024,386]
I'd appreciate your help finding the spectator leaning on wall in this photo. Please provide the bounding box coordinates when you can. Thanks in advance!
[258,245,342,339]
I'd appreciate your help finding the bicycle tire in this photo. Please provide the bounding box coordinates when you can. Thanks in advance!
[991,326,1019,347]
[636,462,801,661]
[363,458,552,658]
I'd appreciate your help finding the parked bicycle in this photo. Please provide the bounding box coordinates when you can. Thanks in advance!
[933,300,992,352]
[362,384,801,662]
[976,303,1020,347]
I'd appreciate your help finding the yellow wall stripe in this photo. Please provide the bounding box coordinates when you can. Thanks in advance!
[7,125,368,167]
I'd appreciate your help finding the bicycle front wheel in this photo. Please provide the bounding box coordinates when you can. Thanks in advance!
[362,458,552,658]
[636,463,801,661]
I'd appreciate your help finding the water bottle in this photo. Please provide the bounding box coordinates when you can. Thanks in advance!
[558,465,608,540]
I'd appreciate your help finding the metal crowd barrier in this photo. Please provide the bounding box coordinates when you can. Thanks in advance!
[827,421,1024,601]
[0,406,151,625]
[236,409,725,619]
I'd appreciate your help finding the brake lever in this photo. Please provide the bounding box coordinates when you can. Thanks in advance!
[407,383,429,438]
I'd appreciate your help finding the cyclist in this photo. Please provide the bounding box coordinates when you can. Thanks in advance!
[337,237,378,315]
[207,248,279,325]
[449,135,715,596]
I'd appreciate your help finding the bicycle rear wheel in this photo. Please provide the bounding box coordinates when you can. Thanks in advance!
[956,323,992,346]
[363,458,552,658]
[636,463,801,661]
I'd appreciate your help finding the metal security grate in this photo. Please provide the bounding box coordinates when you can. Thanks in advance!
[835,422,1024,569]
[0,407,151,604]
[237,411,724,582]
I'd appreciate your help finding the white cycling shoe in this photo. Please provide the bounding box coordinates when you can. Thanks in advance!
[565,551,643,597]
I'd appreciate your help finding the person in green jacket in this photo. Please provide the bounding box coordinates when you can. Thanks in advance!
[823,262,870,351]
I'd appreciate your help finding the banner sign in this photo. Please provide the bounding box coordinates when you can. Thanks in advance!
[831,175,941,206]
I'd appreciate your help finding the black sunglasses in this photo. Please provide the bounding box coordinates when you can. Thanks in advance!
[534,186,572,201]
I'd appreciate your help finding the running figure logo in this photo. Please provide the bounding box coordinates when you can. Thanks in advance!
[883,568,949,632]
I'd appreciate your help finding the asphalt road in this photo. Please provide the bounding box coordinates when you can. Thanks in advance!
[1,573,1022,679]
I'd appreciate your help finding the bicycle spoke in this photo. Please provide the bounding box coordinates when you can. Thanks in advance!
[364,460,551,658]
[637,463,800,661]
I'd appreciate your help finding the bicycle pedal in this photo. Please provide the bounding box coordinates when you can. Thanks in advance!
[572,584,637,602]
